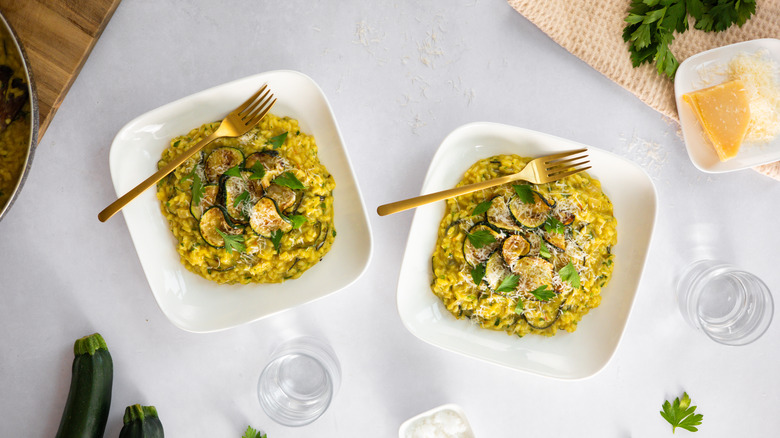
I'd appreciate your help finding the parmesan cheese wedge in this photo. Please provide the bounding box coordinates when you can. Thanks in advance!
[683,80,751,161]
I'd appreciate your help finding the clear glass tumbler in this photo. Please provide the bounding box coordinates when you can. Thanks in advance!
[676,260,774,346]
[257,336,341,426]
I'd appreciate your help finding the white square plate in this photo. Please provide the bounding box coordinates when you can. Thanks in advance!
[675,38,780,173]
[396,123,657,379]
[110,71,373,333]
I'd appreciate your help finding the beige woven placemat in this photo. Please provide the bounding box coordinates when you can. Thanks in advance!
[508,0,780,179]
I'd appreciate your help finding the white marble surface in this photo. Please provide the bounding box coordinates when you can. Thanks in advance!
[2,1,780,436]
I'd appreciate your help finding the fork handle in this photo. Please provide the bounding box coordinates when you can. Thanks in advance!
[377,173,523,216]
[98,131,219,222]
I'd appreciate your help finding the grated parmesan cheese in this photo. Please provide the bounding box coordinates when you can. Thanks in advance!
[727,51,780,142]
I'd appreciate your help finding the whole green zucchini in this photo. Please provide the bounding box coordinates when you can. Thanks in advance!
[55,333,113,438]
[119,405,164,438]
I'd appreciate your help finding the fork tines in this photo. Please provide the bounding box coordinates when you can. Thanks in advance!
[545,148,591,179]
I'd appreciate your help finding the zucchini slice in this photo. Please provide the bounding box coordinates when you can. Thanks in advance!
[554,208,575,226]
[507,191,552,229]
[199,207,244,248]
[513,256,555,292]
[486,196,523,233]
[264,183,298,213]
[223,176,252,223]
[205,147,244,182]
[484,251,511,291]
[245,150,287,186]
[249,197,293,238]
[463,223,502,267]
[542,231,566,251]
[502,234,530,272]
[523,293,564,330]
[190,184,218,220]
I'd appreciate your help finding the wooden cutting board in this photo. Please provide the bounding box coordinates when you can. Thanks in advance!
[0,0,121,141]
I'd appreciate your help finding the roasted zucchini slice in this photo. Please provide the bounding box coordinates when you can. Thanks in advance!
[502,234,530,272]
[508,191,552,229]
[205,147,244,182]
[513,256,555,291]
[523,292,564,330]
[264,183,298,213]
[245,150,287,186]
[484,251,511,291]
[554,208,575,226]
[199,207,244,248]
[463,223,502,267]
[223,176,252,223]
[249,197,293,238]
[542,231,566,251]
[486,196,523,232]
[190,184,219,220]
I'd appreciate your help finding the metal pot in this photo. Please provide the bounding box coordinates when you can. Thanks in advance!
[0,9,38,223]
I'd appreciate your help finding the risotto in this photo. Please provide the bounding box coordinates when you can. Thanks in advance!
[430,155,617,337]
[0,37,32,212]
[156,113,335,284]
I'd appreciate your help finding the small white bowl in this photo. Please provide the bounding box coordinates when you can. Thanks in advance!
[109,71,373,333]
[398,404,474,438]
[396,122,657,379]
[675,38,780,173]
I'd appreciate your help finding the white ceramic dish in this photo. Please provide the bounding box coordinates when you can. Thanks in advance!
[398,404,474,438]
[675,38,780,173]
[396,122,657,380]
[109,70,372,333]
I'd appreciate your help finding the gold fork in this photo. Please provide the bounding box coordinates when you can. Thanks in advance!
[376,149,590,216]
[98,84,277,222]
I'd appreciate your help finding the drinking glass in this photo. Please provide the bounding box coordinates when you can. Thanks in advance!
[257,336,341,426]
[676,260,773,346]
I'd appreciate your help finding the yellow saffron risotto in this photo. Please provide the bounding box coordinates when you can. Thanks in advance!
[156,114,335,284]
[0,38,32,211]
[430,155,617,337]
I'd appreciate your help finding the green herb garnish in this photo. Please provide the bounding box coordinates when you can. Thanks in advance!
[470,264,486,285]
[529,285,556,301]
[467,230,496,249]
[249,161,266,180]
[543,217,565,234]
[270,229,284,253]
[233,190,250,207]
[190,174,205,205]
[513,184,535,204]
[496,274,520,293]
[216,229,246,254]
[223,165,242,178]
[241,425,267,438]
[272,171,305,190]
[472,200,492,216]
[539,240,551,259]
[660,392,703,433]
[623,0,756,79]
[559,262,581,289]
[288,214,307,229]
[268,132,288,149]
[514,299,524,314]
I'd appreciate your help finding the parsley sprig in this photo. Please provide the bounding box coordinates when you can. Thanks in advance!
[529,285,556,301]
[512,184,535,204]
[660,392,703,433]
[472,200,492,216]
[268,132,288,149]
[216,229,246,254]
[559,262,580,289]
[272,171,305,190]
[242,425,267,438]
[470,264,486,285]
[496,275,520,293]
[467,230,496,249]
[623,0,756,79]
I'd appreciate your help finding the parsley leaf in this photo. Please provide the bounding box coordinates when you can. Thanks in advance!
[514,299,524,314]
[471,200,492,216]
[559,262,581,289]
[539,239,551,259]
[623,0,756,79]
[288,214,307,229]
[269,229,284,253]
[470,264,486,285]
[512,184,535,204]
[268,132,288,149]
[249,161,266,180]
[660,392,703,433]
[216,229,246,254]
[241,425,266,438]
[272,171,305,190]
[529,285,556,301]
[467,230,496,249]
[496,275,520,293]
[223,165,242,178]
[190,173,205,206]
[233,190,250,207]
[544,217,565,234]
